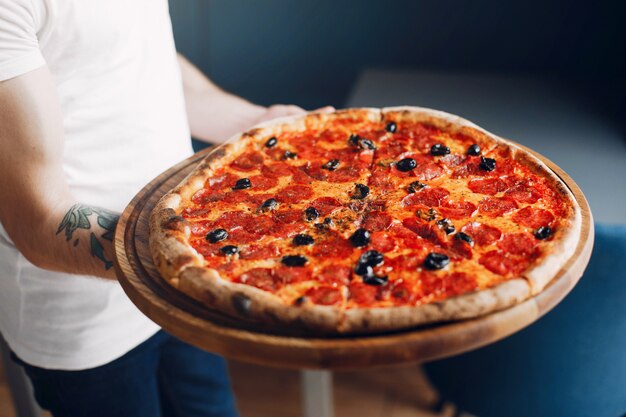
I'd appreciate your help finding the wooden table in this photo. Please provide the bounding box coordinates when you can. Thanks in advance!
[114,145,593,417]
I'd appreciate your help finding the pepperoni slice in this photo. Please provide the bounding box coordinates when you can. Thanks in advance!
[276,185,314,204]
[312,233,354,258]
[479,250,527,276]
[214,211,255,230]
[362,211,392,232]
[239,244,281,260]
[191,189,223,205]
[272,222,307,238]
[231,151,265,171]
[413,161,443,181]
[452,156,483,178]
[274,266,312,284]
[505,181,541,203]
[261,163,294,179]
[368,231,397,253]
[248,175,278,191]
[402,218,447,247]
[369,167,395,191]
[461,222,502,246]
[386,279,416,306]
[420,271,477,299]
[327,166,362,183]
[227,229,261,244]
[311,197,343,216]
[439,200,477,219]
[388,223,426,249]
[478,196,518,217]
[318,265,352,286]
[439,154,465,168]
[348,282,380,306]
[182,208,209,219]
[401,187,450,207]
[273,209,303,224]
[244,215,276,235]
[512,207,555,229]
[386,253,422,271]
[449,238,473,260]
[189,221,211,237]
[305,286,343,306]
[206,172,240,191]
[190,241,222,258]
[468,177,510,195]
[239,268,280,291]
[497,233,537,256]
[222,191,251,204]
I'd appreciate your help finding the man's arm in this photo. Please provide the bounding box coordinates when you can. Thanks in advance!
[177,54,310,143]
[0,67,118,280]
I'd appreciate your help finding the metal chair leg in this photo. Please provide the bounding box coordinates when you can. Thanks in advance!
[301,370,333,417]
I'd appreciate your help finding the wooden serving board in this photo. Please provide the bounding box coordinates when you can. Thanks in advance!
[114,145,594,370]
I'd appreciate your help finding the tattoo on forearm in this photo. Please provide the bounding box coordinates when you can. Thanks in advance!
[56,204,119,270]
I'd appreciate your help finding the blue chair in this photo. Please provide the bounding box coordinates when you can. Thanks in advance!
[424,224,626,417]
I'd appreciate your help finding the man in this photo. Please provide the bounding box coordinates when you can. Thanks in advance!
[0,1,316,415]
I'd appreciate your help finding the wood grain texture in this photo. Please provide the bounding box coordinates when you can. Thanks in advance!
[114,145,593,370]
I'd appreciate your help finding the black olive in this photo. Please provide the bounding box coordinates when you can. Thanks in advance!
[322,159,340,171]
[293,234,315,246]
[350,228,371,247]
[396,158,417,172]
[294,296,307,305]
[348,134,376,150]
[265,137,277,148]
[423,252,450,270]
[351,183,370,199]
[304,207,320,221]
[281,255,308,267]
[407,181,426,193]
[385,121,397,133]
[467,144,481,156]
[232,178,251,190]
[359,138,376,150]
[358,250,384,267]
[260,198,278,211]
[444,225,456,234]
[436,218,451,227]
[284,150,297,159]
[479,156,496,172]
[455,232,474,246]
[354,263,373,276]
[323,217,334,225]
[430,144,451,156]
[534,226,552,240]
[363,274,388,286]
[206,228,228,243]
[220,245,239,256]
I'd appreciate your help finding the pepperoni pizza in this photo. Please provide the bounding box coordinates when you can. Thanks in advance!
[149,107,581,334]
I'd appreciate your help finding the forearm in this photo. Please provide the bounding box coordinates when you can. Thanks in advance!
[14,200,120,280]
[177,54,265,143]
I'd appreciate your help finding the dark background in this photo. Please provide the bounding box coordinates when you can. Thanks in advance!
[169,0,625,118]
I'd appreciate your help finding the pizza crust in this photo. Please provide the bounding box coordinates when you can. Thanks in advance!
[149,106,582,334]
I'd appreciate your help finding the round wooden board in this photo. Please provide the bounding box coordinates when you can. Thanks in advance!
[114,145,594,371]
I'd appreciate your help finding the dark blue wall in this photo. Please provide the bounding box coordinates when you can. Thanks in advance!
[170,0,625,109]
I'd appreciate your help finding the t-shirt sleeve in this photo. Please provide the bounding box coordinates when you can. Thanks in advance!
[0,0,46,82]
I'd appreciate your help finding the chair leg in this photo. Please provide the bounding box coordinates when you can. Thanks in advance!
[0,334,42,417]
[301,370,334,417]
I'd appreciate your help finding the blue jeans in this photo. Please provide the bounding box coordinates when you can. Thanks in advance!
[12,331,239,417]
[424,224,626,417]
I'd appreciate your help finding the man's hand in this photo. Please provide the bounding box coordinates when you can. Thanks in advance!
[177,54,333,143]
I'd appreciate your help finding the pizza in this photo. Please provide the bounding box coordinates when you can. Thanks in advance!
[149,107,581,334]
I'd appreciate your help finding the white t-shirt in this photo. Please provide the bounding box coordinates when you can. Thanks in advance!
[0,0,194,369]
